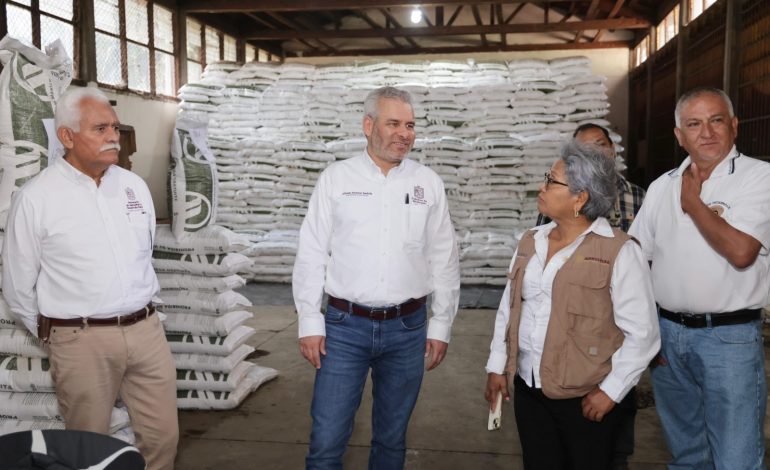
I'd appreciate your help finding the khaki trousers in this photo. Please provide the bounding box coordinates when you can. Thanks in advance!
[48,313,178,470]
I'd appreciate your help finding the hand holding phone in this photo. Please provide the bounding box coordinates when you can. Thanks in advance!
[487,391,503,431]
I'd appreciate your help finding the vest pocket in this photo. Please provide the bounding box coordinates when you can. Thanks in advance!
[561,331,616,389]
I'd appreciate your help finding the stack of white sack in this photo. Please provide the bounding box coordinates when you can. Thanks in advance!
[0,301,136,443]
[152,224,278,410]
[175,57,621,285]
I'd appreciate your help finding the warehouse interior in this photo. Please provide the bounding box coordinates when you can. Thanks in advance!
[0,0,769,468]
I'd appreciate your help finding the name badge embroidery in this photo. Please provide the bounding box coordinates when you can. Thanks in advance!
[341,191,373,197]
[125,187,144,212]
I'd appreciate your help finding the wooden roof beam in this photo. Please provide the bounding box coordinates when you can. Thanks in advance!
[471,5,488,46]
[353,11,403,48]
[379,8,420,47]
[242,17,650,39]
[292,40,630,57]
[183,0,594,13]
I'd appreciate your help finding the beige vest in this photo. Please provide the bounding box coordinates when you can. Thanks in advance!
[504,228,631,399]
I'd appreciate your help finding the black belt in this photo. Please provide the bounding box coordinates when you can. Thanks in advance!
[659,307,761,328]
[327,296,426,321]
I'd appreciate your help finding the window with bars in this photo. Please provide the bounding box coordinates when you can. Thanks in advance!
[4,0,77,77]
[245,43,257,62]
[690,0,719,22]
[656,5,680,50]
[633,36,650,68]
[94,0,176,96]
[186,20,239,82]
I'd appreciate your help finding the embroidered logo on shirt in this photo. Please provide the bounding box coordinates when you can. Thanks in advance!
[341,191,373,197]
[707,200,730,217]
[576,256,610,264]
[125,187,144,212]
[412,185,427,205]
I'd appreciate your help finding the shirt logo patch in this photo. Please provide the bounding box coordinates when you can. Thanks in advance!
[412,185,427,205]
[125,187,144,212]
[707,201,730,217]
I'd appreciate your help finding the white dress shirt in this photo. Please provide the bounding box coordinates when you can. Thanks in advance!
[293,151,461,342]
[485,218,660,402]
[2,159,159,336]
[629,147,770,313]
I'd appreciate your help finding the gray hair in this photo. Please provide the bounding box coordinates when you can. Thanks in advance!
[54,86,111,131]
[561,139,618,221]
[675,87,734,128]
[363,86,413,120]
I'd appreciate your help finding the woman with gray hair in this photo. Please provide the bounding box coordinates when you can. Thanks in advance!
[483,140,660,469]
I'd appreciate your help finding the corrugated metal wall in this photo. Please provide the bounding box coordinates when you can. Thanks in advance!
[737,0,770,159]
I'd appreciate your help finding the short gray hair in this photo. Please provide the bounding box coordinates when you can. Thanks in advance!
[675,87,734,128]
[55,86,111,131]
[561,139,618,221]
[363,86,413,120]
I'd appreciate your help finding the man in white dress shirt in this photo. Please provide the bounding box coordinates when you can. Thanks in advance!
[293,86,460,469]
[629,87,770,469]
[3,87,178,470]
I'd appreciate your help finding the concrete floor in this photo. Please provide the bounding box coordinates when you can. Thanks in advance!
[175,285,770,469]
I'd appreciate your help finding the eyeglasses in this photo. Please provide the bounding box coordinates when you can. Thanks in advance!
[543,172,569,189]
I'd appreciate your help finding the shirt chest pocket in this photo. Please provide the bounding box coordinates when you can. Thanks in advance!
[406,204,430,245]
[127,211,152,252]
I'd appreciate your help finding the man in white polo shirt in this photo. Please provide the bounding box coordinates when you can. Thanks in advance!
[293,86,460,469]
[629,87,770,469]
[3,87,178,470]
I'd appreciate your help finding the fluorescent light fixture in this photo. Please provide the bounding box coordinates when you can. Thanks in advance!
[410,8,422,24]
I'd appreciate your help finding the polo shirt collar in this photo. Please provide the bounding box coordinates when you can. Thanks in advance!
[667,145,740,178]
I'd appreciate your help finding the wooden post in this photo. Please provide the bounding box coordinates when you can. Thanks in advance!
[78,0,97,82]
[644,26,655,184]
[723,0,742,108]
[175,7,188,87]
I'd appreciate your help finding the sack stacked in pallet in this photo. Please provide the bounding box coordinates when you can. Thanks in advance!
[0,35,72,230]
[177,57,621,285]
[152,224,278,409]
[0,301,136,443]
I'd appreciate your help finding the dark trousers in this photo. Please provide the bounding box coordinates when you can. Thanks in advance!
[611,387,636,469]
[513,374,634,470]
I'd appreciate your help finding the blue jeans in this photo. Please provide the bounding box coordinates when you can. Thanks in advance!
[306,303,427,470]
[652,317,766,470]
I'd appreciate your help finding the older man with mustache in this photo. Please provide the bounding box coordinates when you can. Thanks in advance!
[3,86,178,470]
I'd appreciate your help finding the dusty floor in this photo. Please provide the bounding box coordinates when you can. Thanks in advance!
[175,285,770,469]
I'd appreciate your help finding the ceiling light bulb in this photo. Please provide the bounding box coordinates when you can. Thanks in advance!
[410,8,422,24]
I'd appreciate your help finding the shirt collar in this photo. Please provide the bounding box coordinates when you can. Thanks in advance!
[56,157,116,185]
[533,217,615,240]
[667,145,740,178]
[358,149,407,177]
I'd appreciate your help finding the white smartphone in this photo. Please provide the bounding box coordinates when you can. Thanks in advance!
[487,391,503,431]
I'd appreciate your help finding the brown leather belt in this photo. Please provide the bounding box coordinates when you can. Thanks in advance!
[659,307,761,328]
[44,304,155,328]
[327,296,426,321]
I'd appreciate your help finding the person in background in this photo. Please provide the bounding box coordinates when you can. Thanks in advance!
[537,123,645,233]
[629,87,770,469]
[537,122,646,470]
[485,140,660,470]
[3,86,178,470]
[293,86,461,469]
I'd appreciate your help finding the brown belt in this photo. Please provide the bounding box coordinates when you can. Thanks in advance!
[327,296,426,321]
[43,304,155,328]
